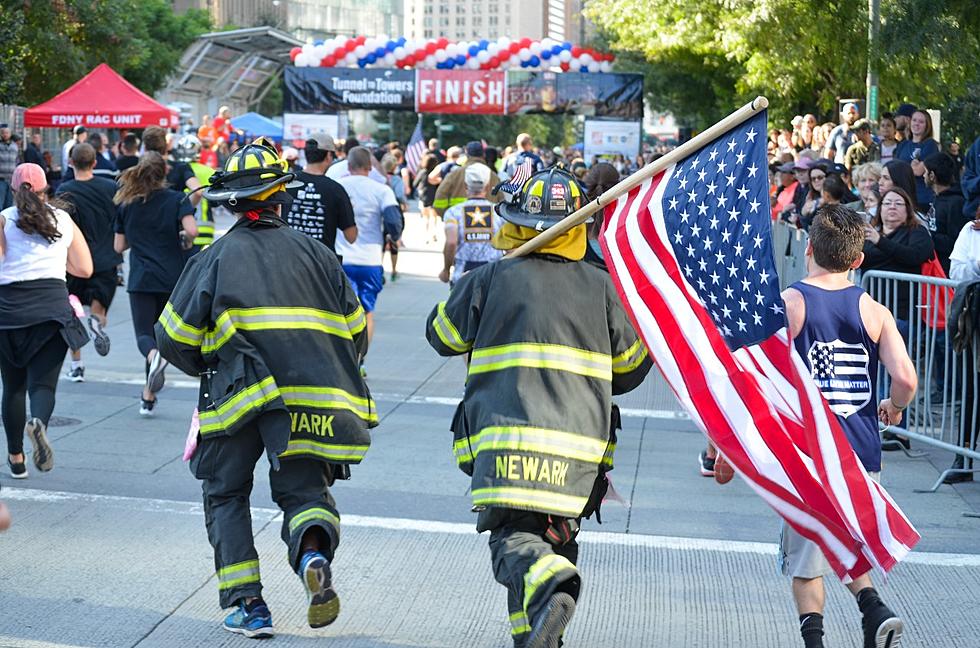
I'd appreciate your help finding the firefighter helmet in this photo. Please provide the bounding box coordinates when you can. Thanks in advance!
[202,137,301,208]
[494,166,587,231]
[174,134,202,163]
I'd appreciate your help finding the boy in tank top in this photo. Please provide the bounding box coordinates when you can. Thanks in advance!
[780,204,918,648]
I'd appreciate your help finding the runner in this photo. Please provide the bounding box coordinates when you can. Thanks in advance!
[155,139,374,639]
[56,143,121,382]
[113,152,197,417]
[283,133,357,258]
[335,147,403,375]
[0,163,93,479]
[779,204,916,648]
[438,163,502,286]
[141,126,203,208]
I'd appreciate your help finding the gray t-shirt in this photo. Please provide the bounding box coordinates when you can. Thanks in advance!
[444,198,503,282]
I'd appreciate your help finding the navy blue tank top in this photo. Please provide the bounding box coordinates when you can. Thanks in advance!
[791,282,881,472]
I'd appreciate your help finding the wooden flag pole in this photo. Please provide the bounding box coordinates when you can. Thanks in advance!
[508,96,770,259]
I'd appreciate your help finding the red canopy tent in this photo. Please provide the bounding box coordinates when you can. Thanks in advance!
[24,63,178,129]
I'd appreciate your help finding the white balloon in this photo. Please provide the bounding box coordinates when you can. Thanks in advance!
[467,57,481,69]
[377,34,389,45]
[530,42,543,56]
[518,48,531,61]
[569,58,582,71]
[425,54,437,67]
[558,50,572,63]
[313,44,327,59]
[393,46,406,59]
[580,53,594,65]
[354,45,368,58]
[302,43,315,56]
[477,50,490,63]
[509,54,521,67]
[295,53,310,67]
[364,37,377,50]
[435,50,448,62]
[600,60,612,73]
[383,53,396,65]
[487,43,500,56]
[588,62,600,73]
[344,52,358,65]
[497,36,511,47]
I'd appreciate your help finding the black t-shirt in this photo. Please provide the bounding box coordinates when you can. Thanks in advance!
[56,177,123,272]
[116,155,139,172]
[167,159,196,192]
[284,171,356,252]
[114,189,194,293]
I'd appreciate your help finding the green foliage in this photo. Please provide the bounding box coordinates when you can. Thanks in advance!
[586,0,980,138]
[0,0,211,106]
[369,111,578,150]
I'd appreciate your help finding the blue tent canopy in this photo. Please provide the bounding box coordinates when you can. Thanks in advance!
[230,112,283,140]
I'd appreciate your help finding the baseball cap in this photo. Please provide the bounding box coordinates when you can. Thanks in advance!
[826,162,848,176]
[73,125,87,135]
[853,118,873,132]
[842,102,859,114]
[464,162,492,189]
[777,161,795,173]
[793,158,814,170]
[465,141,485,159]
[306,132,336,152]
[11,163,48,192]
[895,103,917,118]
[282,146,299,161]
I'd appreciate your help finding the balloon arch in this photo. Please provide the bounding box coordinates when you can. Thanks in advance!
[289,36,616,73]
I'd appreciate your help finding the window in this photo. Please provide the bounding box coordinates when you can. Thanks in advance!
[456,15,466,25]
[472,3,482,13]
[424,5,432,13]
[423,16,432,26]
[439,4,449,14]
[473,16,482,26]
[439,16,449,26]
[424,28,433,37]
[488,3,497,13]
[489,15,497,25]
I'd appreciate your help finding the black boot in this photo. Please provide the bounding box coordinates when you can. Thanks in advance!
[942,455,974,484]
[857,588,903,648]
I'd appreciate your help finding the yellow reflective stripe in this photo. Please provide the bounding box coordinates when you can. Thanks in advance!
[199,376,280,434]
[601,441,616,468]
[433,198,450,209]
[523,554,577,611]
[471,487,587,517]
[453,426,606,465]
[280,438,369,462]
[612,338,648,374]
[346,305,366,335]
[509,611,530,635]
[448,196,466,206]
[279,386,378,424]
[202,307,354,354]
[217,559,260,590]
[158,302,204,347]
[469,343,611,381]
[288,506,340,534]
[432,301,471,352]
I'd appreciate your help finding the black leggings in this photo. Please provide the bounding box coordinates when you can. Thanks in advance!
[0,329,67,456]
[129,291,169,359]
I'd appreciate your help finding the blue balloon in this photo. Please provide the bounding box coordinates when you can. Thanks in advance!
[540,50,552,60]
[436,61,446,69]
[365,53,377,64]
[529,55,540,66]
[551,45,562,55]
[455,54,466,65]
[358,59,368,68]
[386,40,396,50]
[314,39,324,46]
[520,60,528,68]
[397,37,407,46]
[479,39,489,49]
[375,47,386,57]
[563,41,572,50]
[446,59,456,68]
[468,45,479,56]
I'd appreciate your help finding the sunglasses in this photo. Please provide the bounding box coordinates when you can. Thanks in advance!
[810,173,826,180]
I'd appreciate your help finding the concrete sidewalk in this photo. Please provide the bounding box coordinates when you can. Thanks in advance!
[1,211,979,647]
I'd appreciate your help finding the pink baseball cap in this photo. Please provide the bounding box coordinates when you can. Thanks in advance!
[11,163,48,193]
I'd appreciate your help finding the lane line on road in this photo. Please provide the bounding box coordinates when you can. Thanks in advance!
[5,487,975,567]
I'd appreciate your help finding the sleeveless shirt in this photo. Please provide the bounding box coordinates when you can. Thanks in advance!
[791,282,881,471]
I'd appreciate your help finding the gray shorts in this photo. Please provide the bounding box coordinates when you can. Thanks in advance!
[778,471,880,579]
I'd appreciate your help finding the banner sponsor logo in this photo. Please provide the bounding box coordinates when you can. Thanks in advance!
[49,114,147,126]
[283,68,415,112]
[416,71,505,114]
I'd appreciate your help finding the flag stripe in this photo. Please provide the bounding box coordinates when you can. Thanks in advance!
[406,121,425,175]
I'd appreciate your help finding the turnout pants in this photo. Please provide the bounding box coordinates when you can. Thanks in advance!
[480,508,582,648]
[191,420,341,608]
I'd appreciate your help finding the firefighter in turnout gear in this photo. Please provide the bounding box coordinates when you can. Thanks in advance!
[155,138,376,639]
[173,135,216,251]
[425,166,652,648]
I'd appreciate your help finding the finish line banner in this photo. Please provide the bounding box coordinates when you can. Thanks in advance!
[283,67,643,116]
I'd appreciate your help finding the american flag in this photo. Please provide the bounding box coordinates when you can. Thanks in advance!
[600,110,920,578]
[500,157,535,196]
[405,119,426,175]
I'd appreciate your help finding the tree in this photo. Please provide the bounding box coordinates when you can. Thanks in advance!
[585,0,980,134]
[0,0,210,107]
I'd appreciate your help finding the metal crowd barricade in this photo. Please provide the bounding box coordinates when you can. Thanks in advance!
[861,270,979,491]
[770,221,809,289]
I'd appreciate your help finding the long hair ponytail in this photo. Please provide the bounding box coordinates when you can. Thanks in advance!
[14,184,62,243]
[114,151,168,206]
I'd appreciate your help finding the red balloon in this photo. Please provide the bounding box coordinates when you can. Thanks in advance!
[608,53,616,61]
[322,56,336,67]
[571,46,583,57]
[560,62,570,71]
[426,42,438,54]
[355,35,366,45]
[509,42,521,54]
[437,37,449,48]
[520,37,532,48]
[404,55,416,66]
[489,56,500,68]
[333,47,345,58]
[345,40,357,53]
[289,47,302,62]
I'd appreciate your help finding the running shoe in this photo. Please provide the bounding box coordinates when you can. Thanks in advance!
[25,418,53,472]
[862,600,903,648]
[66,365,85,382]
[698,450,715,477]
[299,551,340,628]
[146,353,168,394]
[527,592,576,648]
[88,316,110,356]
[7,458,27,479]
[139,397,156,418]
[222,600,274,639]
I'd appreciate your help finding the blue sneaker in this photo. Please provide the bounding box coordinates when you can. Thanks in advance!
[222,600,274,639]
[299,551,340,628]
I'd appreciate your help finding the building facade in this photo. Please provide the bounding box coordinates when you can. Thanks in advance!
[404,0,594,43]
[174,0,403,41]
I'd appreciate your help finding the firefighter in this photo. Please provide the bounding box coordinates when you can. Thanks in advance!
[425,166,652,648]
[173,134,216,252]
[155,139,376,639]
